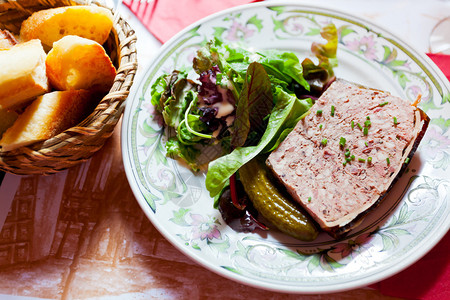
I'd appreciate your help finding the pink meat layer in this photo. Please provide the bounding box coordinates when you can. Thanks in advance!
[267,80,417,229]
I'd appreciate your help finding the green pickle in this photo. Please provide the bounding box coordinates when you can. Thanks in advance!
[239,158,319,241]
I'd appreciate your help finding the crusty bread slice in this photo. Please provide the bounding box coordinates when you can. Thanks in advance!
[0,29,18,50]
[20,5,113,50]
[0,39,49,109]
[46,35,116,93]
[0,90,95,151]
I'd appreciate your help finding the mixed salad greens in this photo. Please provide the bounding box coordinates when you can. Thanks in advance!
[151,24,338,221]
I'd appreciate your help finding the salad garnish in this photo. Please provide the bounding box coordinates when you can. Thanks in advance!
[150,23,338,234]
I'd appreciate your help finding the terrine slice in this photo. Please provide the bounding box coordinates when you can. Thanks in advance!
[266,79,429,237]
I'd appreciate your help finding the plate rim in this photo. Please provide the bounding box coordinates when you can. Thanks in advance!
[121,0,450,294]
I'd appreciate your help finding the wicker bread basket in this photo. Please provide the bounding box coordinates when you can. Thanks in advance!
[0,0,137,175]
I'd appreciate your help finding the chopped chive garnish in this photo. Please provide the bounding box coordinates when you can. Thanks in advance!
[339,137,346,148]
[404,157,410,164]
[321,138,328,146]
[393,117,398,125]
[331,106,335,116]
[386,157,390,165]
[316,109,323,115]
[343,161,347,166]
[351,120,355,129]
[308,197,312,202]
[363,127,369,136]
[365,141,369,147]
[357,123,363,130]
[350,154,355,160]
[358,158,366,163]
[345,151,351,157]
[368,157,372,164]
[346,157,352,162]
[379,101,389,107]
[366,116,370,120]
[364,120,371,127]
[319,124,323,130]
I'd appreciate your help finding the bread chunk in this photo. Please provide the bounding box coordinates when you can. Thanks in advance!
[266,80,429,238]
[0,39,49,109]
[0,90,95,151]
[46,35,116,93]
[20,5,113,50]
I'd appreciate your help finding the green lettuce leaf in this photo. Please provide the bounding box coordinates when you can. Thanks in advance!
[177,111,211,145]
[205,87,312,197]
[150,73,168,112]
[165,138,201,172]
[162,79,197,129]
[266,97,312,152]
[257,50,310,90]
[150,70,199,130]
[193,39,244,100]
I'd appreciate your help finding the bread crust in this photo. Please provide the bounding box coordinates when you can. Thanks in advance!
[20,5,113,50]
[45,35,116,93]
[0,90,96,151]
[0,4,118,153]
[0,39,49,110]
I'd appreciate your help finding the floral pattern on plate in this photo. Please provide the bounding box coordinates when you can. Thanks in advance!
[122,2,450,293]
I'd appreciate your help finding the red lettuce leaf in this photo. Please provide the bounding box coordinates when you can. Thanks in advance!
[231,62,273,148]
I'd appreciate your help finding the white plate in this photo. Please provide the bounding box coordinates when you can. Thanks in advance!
[122,1,450,293]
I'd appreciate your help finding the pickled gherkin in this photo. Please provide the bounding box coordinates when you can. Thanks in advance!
[239,158,318,241]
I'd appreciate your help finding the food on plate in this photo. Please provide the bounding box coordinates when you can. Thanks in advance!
[0,39,49,110]
[239,158,319,241]
[0,29,18,49]
[20,5,113,50]
[150,22,428,241]
[0,90,95,151]
[266,79,429,238]
[45,35,116,93]
[151,24,338,240]
[0,109,18,138]
[151,24,337,172]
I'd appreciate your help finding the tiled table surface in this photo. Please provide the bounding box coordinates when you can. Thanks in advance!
[0,1,448,299]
